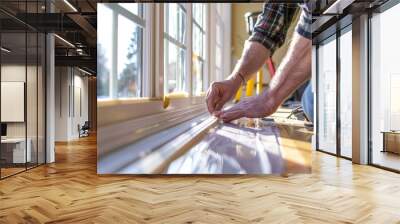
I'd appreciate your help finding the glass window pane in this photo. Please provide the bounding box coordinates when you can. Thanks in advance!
[317,37,337,154]
[1,32,27,177]
[98,3,144,99]
[193,58,204,95]
[216,46,222,70]
[117,14,143,98]
[216,21,222,46]
[340,29,352,158]
[164,40,186,94]
[371,4,400,171]
[165,3,186,44]
[97,4,113,99]
[193,3,205,28]
[192,3,206,96]
[118,3,143,17]
[164,3,187,94]
[192,25,204,59]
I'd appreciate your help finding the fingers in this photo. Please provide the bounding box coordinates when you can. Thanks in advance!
[214,101,225,112]
[207,82,227,114]
[220,107,244,123]
[213,111,222,118]
[206,87,218,114]
[206,81,235,115]
[215,89,234,112]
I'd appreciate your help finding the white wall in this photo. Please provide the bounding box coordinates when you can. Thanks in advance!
[1,63,46,164]
[55,66,67,141]
[1,65,34,137]
[1,82,25,122]
[72,73,89,138]
[55,67,89,141]
[1,65,27,143]
[208,3,231,83]
[1,66,26,135]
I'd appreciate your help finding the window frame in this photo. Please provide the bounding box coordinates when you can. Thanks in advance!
[315,34,338,156]
[214,8,224,82]
[368,1,400,173]
[163,3,190,95]
[191,3,208,96]
[98,3,231,126]
[312,0,400,174]
[97,3,150,100]
[98,3,216,101]
[313,16,353,161]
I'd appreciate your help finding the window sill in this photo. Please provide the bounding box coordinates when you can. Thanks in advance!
[98,97,162,107]
[98,114,217,174]
[98,95,204,107]
[98,95,206,127]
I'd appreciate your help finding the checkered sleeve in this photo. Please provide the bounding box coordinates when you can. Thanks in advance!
[296,4,312,39]
[248,4,298,55]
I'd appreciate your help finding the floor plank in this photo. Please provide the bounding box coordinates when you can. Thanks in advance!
[0,131,399,223]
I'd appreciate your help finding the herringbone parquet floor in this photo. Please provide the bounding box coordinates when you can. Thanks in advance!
[1,127,400,223]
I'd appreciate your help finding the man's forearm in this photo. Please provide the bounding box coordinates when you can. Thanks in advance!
[228,41,271,86]
[266,32,311,107]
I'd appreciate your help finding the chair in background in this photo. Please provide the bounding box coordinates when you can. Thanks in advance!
[78,121,90,138]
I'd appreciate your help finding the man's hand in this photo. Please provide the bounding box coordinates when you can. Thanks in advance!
[205,41,271,116]
[218,93,278,123]
[206,76,241,115]
[215,32,311,123]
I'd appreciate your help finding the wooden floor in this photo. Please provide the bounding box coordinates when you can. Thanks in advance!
[372,150,400,171]
[1,167,26,178]
[1,132,400,223]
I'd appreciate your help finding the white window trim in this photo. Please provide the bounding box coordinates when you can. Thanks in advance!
[143,3,154,97]
[215,10,224,81]
[191,3,208,95]
[208,4,216,84]
[162,3,191,95]
[185,3,193,97]
[99,3,148,99]
[155,3,164,98]
[204,4,210,92]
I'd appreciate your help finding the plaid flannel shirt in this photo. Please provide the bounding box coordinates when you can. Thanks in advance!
[249,2,313,55]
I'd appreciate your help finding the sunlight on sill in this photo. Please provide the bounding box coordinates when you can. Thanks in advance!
[98,97,162,107]
[98,94,206,109]
[165,91,189,98]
